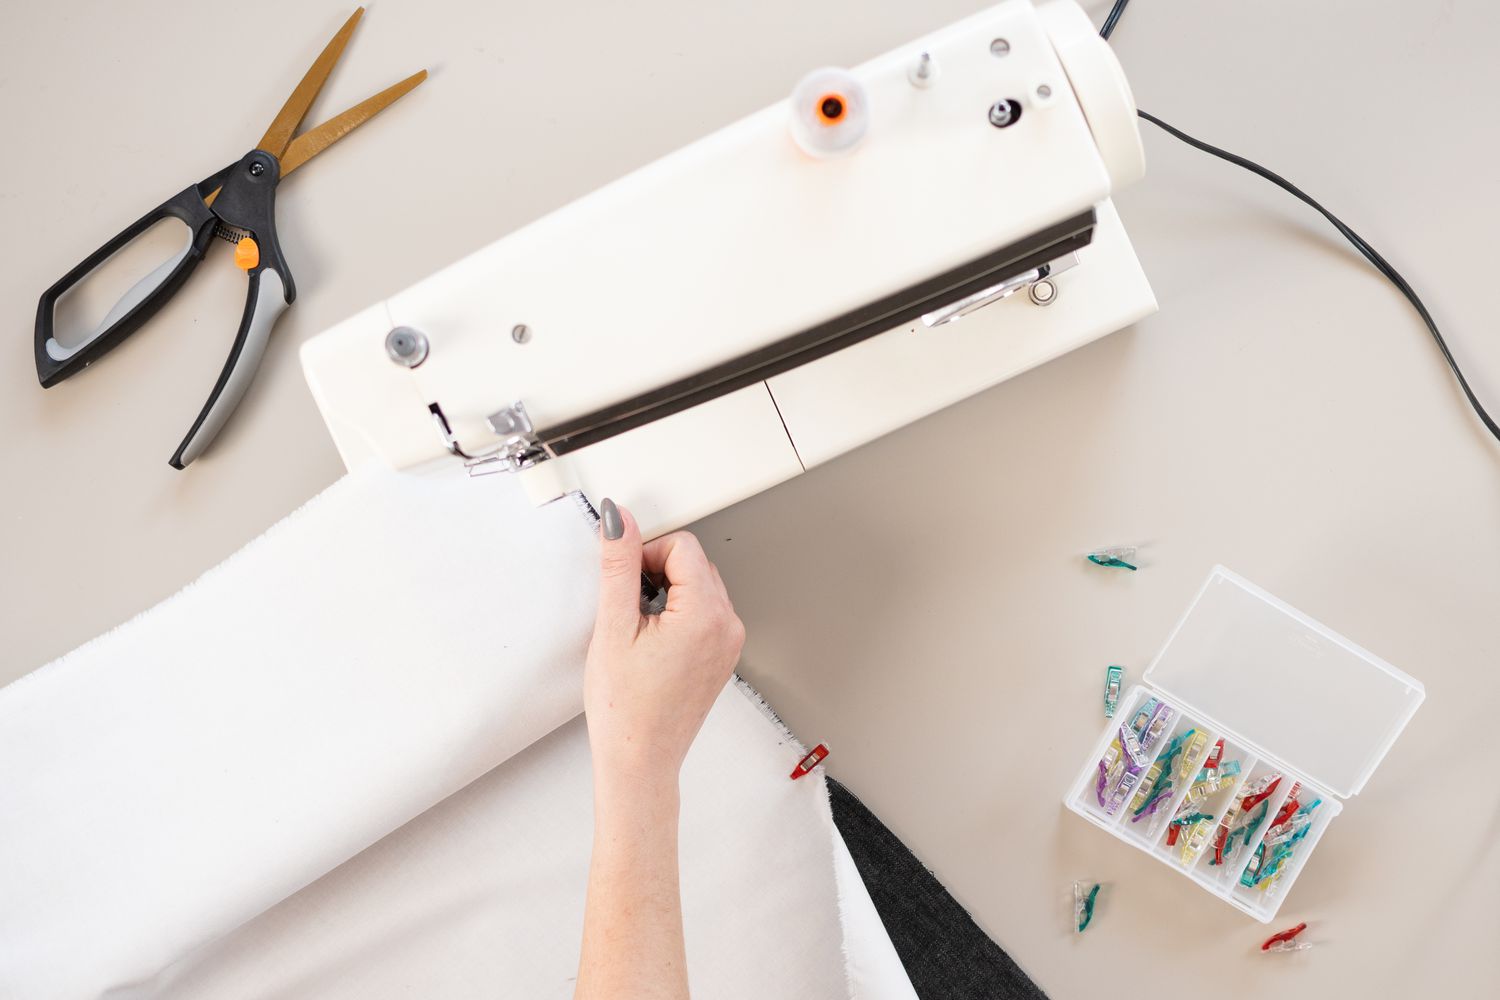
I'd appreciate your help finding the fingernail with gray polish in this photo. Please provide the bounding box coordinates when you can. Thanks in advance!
[600,497,623,540]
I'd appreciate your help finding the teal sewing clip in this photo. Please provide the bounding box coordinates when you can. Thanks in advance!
[1073,881,1102,933]
[1104,666,1123,718]
[1086,546,1138,571]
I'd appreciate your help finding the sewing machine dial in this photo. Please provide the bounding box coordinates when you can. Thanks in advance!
[788,67,869,157]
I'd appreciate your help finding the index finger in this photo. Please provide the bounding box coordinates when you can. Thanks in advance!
[641,531,717,591]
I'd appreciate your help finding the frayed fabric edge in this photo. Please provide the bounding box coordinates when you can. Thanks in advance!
[727,675,918,1000]
[730,674,807,755]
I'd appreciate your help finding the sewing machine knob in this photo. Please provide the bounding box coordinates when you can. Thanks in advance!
[988,99,1023,129]
[1028,278,1058,306]
[385,326,429,369]
[788,67,869,158]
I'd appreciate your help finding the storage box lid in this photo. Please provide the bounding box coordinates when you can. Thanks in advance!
[1143,566,1424,798]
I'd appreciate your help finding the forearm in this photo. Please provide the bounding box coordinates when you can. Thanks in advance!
[575,775,689,1000]
[577,507,743,998]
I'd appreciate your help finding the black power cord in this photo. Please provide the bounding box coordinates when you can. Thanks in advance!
[1103,6,1500,445]
[1100,0,1132,40]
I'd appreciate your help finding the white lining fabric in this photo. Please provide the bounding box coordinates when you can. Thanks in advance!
[147,696,851,999]
[0,461,915,1000]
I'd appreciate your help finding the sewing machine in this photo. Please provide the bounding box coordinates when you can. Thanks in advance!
[300,0,1155,537]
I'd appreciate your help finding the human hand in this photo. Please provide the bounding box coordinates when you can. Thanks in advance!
[584,499,745,795]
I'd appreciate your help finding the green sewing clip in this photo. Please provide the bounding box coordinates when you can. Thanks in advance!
[1104,666,1123,718]
[1129,728,1198,817]
[1086,546,1138,571]
[1074,881,1102,933]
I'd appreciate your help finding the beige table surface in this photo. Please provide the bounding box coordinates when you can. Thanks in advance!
[3,1,1497,996]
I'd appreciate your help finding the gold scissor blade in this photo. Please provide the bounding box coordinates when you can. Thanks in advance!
[278,69,427,177]
[256,7,366,159]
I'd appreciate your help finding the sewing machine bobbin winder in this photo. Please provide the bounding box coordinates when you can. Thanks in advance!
[301,0,1156,537]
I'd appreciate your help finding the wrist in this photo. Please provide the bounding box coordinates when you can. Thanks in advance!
[592,762,680,819]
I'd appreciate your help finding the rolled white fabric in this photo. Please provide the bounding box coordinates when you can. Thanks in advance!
[0,462,599,998]
[0,461,914,1000]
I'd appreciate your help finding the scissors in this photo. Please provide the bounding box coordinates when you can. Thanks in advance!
[34,8,425,468]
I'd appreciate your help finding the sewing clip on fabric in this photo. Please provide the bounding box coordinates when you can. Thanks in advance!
[790,744,830,780]
[1261,921,1313,953]
[1086,546,1138,571]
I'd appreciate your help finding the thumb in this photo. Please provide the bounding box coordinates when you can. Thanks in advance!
[595,497,644,635]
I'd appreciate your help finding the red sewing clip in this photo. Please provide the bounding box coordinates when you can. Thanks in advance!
[791,743,830,780]
[1271,796,1301,829]
[1241,776,1282,811]
[1203,739,1224,770]
[1261,922,1309,952]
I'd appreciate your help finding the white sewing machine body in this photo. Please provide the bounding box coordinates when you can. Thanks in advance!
[301,0,1156,537]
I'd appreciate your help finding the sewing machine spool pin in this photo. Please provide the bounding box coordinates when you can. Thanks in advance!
[907,52,938,89]
[988,99,1023,129]
[789,67,869,157]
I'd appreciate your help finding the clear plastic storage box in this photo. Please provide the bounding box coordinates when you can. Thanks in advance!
[1065,567,1425,922]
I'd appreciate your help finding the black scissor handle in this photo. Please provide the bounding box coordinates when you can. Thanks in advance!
[167,150,296,469]
[169,262,291,469]
[34,172,226,388]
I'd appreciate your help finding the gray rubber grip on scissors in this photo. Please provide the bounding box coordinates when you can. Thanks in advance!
[171,269,288,468]
[45,235,192,362]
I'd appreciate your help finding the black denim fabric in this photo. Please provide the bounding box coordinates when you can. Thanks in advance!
[827,779,1048,1000]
